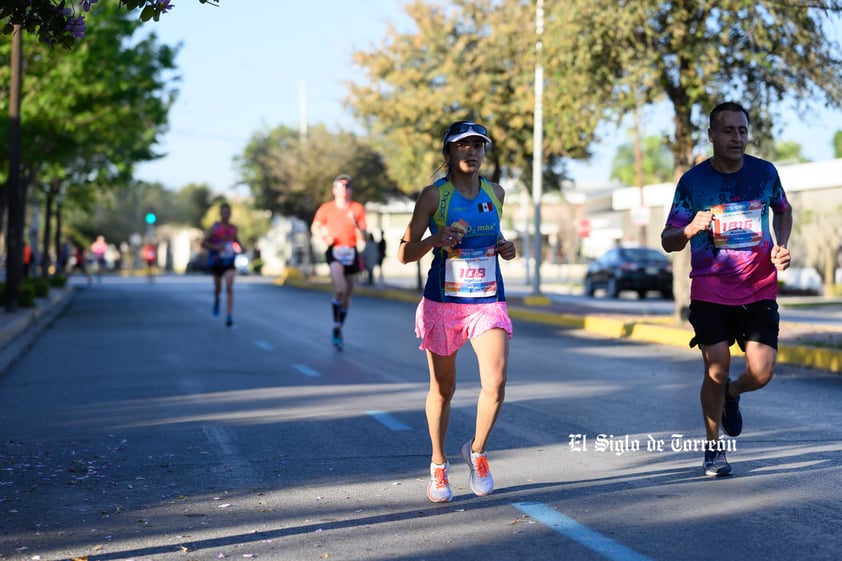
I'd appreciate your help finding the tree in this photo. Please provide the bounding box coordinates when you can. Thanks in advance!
[2,0,212,307]
[833,130,842,158]
[559,0,842,320]
[1,3,177,304]
[798,206,842,295]
[773,141,808,164]
[173,183,213,229]
[346,0,601,193]
[610,134,674,186]
[64,181,209,259]
[1,0,219,48]
[235,124,398,223]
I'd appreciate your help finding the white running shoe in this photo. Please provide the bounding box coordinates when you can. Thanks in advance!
[427,462,453,503]
[461,440,494,496]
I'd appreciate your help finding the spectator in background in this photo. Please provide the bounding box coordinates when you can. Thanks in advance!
[22,244,32,277]
[142,242,157,281]
[90,235,107,282]
[377,231,387,284]
[362,233,379,285]
[72,243,92,284]
[58,241,70,274]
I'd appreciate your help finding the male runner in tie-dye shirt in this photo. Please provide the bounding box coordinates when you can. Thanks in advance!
[662,101,793,477]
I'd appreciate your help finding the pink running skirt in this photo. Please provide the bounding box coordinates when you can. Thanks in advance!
[414,298,513,356]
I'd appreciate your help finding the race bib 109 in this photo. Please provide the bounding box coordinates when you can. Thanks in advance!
[444,247,498,298]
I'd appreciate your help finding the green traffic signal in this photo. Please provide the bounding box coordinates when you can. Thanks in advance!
[145,212,157,225]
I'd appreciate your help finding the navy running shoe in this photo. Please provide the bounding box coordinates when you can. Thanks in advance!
[703,450,732,476]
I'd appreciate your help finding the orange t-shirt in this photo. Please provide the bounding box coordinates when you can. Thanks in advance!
[312,201,367,247]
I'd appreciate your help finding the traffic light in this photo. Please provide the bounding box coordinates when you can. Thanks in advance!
[144,210,157,225]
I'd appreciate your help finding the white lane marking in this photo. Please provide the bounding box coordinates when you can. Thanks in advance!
[293,364,321,378]
[367,410,411,431]
[255,340,274,351]
[513,502,655,561]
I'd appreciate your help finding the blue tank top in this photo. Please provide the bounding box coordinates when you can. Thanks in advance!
[423,177,506,303]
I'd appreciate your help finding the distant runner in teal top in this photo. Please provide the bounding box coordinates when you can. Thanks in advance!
[662,101,793,478]
[398,120,516,504]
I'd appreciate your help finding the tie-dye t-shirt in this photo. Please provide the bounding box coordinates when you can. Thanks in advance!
[664,155,789,305]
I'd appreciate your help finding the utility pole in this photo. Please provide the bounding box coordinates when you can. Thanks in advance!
[531,0,544,297]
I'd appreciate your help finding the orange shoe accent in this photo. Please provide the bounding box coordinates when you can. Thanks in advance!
[427,462,453,502]
[475,455,490,478]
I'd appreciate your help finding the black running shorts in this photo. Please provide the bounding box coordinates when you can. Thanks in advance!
[688,299,780,351]
[325,246,362,275]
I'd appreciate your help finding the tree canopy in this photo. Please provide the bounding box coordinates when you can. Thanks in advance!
[0,3,179,205]
[610,134,675,186]
[561,0,842,176]
[1,2,179,297]
[346,0,603,193]
[235,124,399,223]
[552,0,842,317]
[1,0,219,48]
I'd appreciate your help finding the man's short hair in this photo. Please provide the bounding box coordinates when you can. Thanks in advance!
[710,102,750,129]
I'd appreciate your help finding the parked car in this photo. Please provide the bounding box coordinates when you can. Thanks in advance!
[185,251,250,275]
[584,246,673,299]
[185,251,210,274]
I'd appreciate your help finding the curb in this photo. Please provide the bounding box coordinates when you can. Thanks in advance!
[0,286,75,376]
[278,275,842,373]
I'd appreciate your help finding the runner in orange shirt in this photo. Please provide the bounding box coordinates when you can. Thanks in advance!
[311,174,367,351]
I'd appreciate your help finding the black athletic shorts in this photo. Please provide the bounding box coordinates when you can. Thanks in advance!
[325,246,362,275]
[688,299,780,351]
[210,262,235,277]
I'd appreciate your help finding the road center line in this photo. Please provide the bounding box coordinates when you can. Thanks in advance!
[512,502,655,561]
[367,410,411,431]
[255,340,274,351]
[293,364,321,377]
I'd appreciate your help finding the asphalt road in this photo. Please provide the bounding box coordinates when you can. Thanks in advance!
[1,276,841,561]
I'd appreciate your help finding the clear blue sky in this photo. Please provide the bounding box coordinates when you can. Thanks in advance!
[134,1,842,193]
